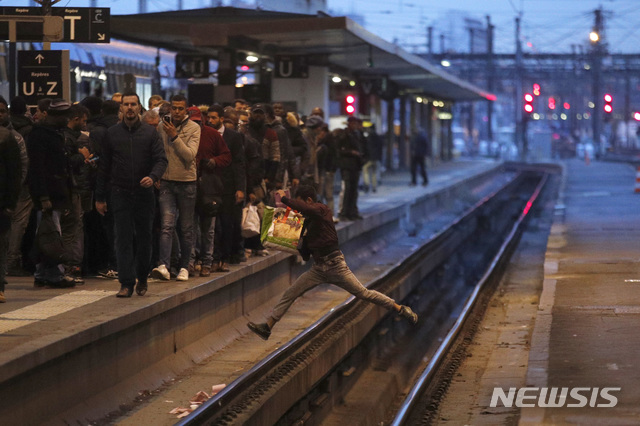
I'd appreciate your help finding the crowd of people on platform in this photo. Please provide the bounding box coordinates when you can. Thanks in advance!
[0,91,393,301]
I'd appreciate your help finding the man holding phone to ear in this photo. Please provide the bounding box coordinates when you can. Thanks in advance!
[151,94,201,282]
[95,93,167,298]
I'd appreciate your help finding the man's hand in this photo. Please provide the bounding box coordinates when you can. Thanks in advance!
[162,120,178,139]
[275,189,287,198]
[41,200,52,212]
[96,201,107,216]
[235,190,245,204]
[78,146,91,160]
[292,178,300,187]
[140,176,154,188]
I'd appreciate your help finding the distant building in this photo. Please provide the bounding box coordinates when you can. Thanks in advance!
[432,10,487,54]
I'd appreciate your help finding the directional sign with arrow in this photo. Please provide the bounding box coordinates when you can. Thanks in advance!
[18,50,70,108]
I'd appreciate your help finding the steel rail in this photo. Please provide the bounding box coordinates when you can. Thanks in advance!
[178,171,529,426]
[390,172,549,426]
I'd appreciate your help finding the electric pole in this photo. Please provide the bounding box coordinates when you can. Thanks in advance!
[515,14,526,160]
[591,7,605,150]
[486,15,494,141]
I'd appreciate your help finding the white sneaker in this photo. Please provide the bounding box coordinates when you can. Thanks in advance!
[151,264,170,280]
[176,268,189,281]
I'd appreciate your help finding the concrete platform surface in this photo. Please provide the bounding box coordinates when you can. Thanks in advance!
[523,159,640,425]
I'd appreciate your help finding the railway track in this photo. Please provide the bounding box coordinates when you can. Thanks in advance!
[178,166,556,426]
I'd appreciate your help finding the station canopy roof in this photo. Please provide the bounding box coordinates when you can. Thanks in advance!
[112,7,495,102]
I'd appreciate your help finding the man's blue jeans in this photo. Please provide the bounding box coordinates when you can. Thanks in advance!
[111,186,155,290]
[157,180,197,271]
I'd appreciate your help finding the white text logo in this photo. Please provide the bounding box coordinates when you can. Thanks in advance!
[490,387,620,408]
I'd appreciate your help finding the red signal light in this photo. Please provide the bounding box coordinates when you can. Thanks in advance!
[563,102,570,110]
[634,112,640,121]
[533,84,541,96]
[604,104,613,113]
[604,94,612,103]
[523,93,534,115]
[548,97,556,110]
[604,94,613,113]
[345,94,356,115]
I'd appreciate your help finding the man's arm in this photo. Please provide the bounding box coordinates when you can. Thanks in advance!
[149,129,168,183]
[280,195,324,218]
[95,130,112,203]
[169,122,200,163]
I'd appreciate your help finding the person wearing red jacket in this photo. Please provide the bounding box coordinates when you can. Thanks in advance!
[247,185,418,340]
[189,107,231,276]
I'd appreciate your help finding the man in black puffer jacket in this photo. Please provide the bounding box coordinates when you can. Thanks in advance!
[95,93,167,298]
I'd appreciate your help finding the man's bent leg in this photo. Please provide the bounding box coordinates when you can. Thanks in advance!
[270,266,326,322]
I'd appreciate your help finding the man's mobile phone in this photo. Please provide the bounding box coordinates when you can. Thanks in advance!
[163,115,171,124]
[88,156,100,162]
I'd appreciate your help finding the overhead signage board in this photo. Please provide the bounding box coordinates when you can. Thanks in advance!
[175,54,210,79]
[0,7,110,43]
[18,50,70,108]
[274,55,309,79]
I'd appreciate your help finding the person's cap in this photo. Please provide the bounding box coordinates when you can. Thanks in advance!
[49,99,71,112]
[251,103,266,113]
[187,106,202,121]
[306,115,324,129]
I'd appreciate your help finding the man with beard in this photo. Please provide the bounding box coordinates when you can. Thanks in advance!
[151,94,200,282]
[95,93,167,298]
[247,104,280,193]
[62,104,92,280]
[264,104,295,192]
[207,104,246,270]
[188,106,231,276]
[27,99,80,288]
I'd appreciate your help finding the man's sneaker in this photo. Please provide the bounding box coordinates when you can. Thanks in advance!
[176,268,189,281]
[98,269,118,279]
[247,322,271,340]
[398,305,418,325]
[0,291,6,303]
[151,264,170,280]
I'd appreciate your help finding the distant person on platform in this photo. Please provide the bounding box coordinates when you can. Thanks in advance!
[95,93,167,298]
[0,127,22,303]
[362,124,383,193]
[247,186,418,340]
[410,128,429,187]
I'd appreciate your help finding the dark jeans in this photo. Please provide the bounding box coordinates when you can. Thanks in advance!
[111,186,155,290]
[213,195,243,262]
[340,168,360,218]
[410,155,428,185]
[271,251,396,321]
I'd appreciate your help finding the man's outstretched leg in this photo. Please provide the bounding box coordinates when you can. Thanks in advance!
[248,267,325,340]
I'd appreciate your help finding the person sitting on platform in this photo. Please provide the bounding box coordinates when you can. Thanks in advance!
[247,185,418,341]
